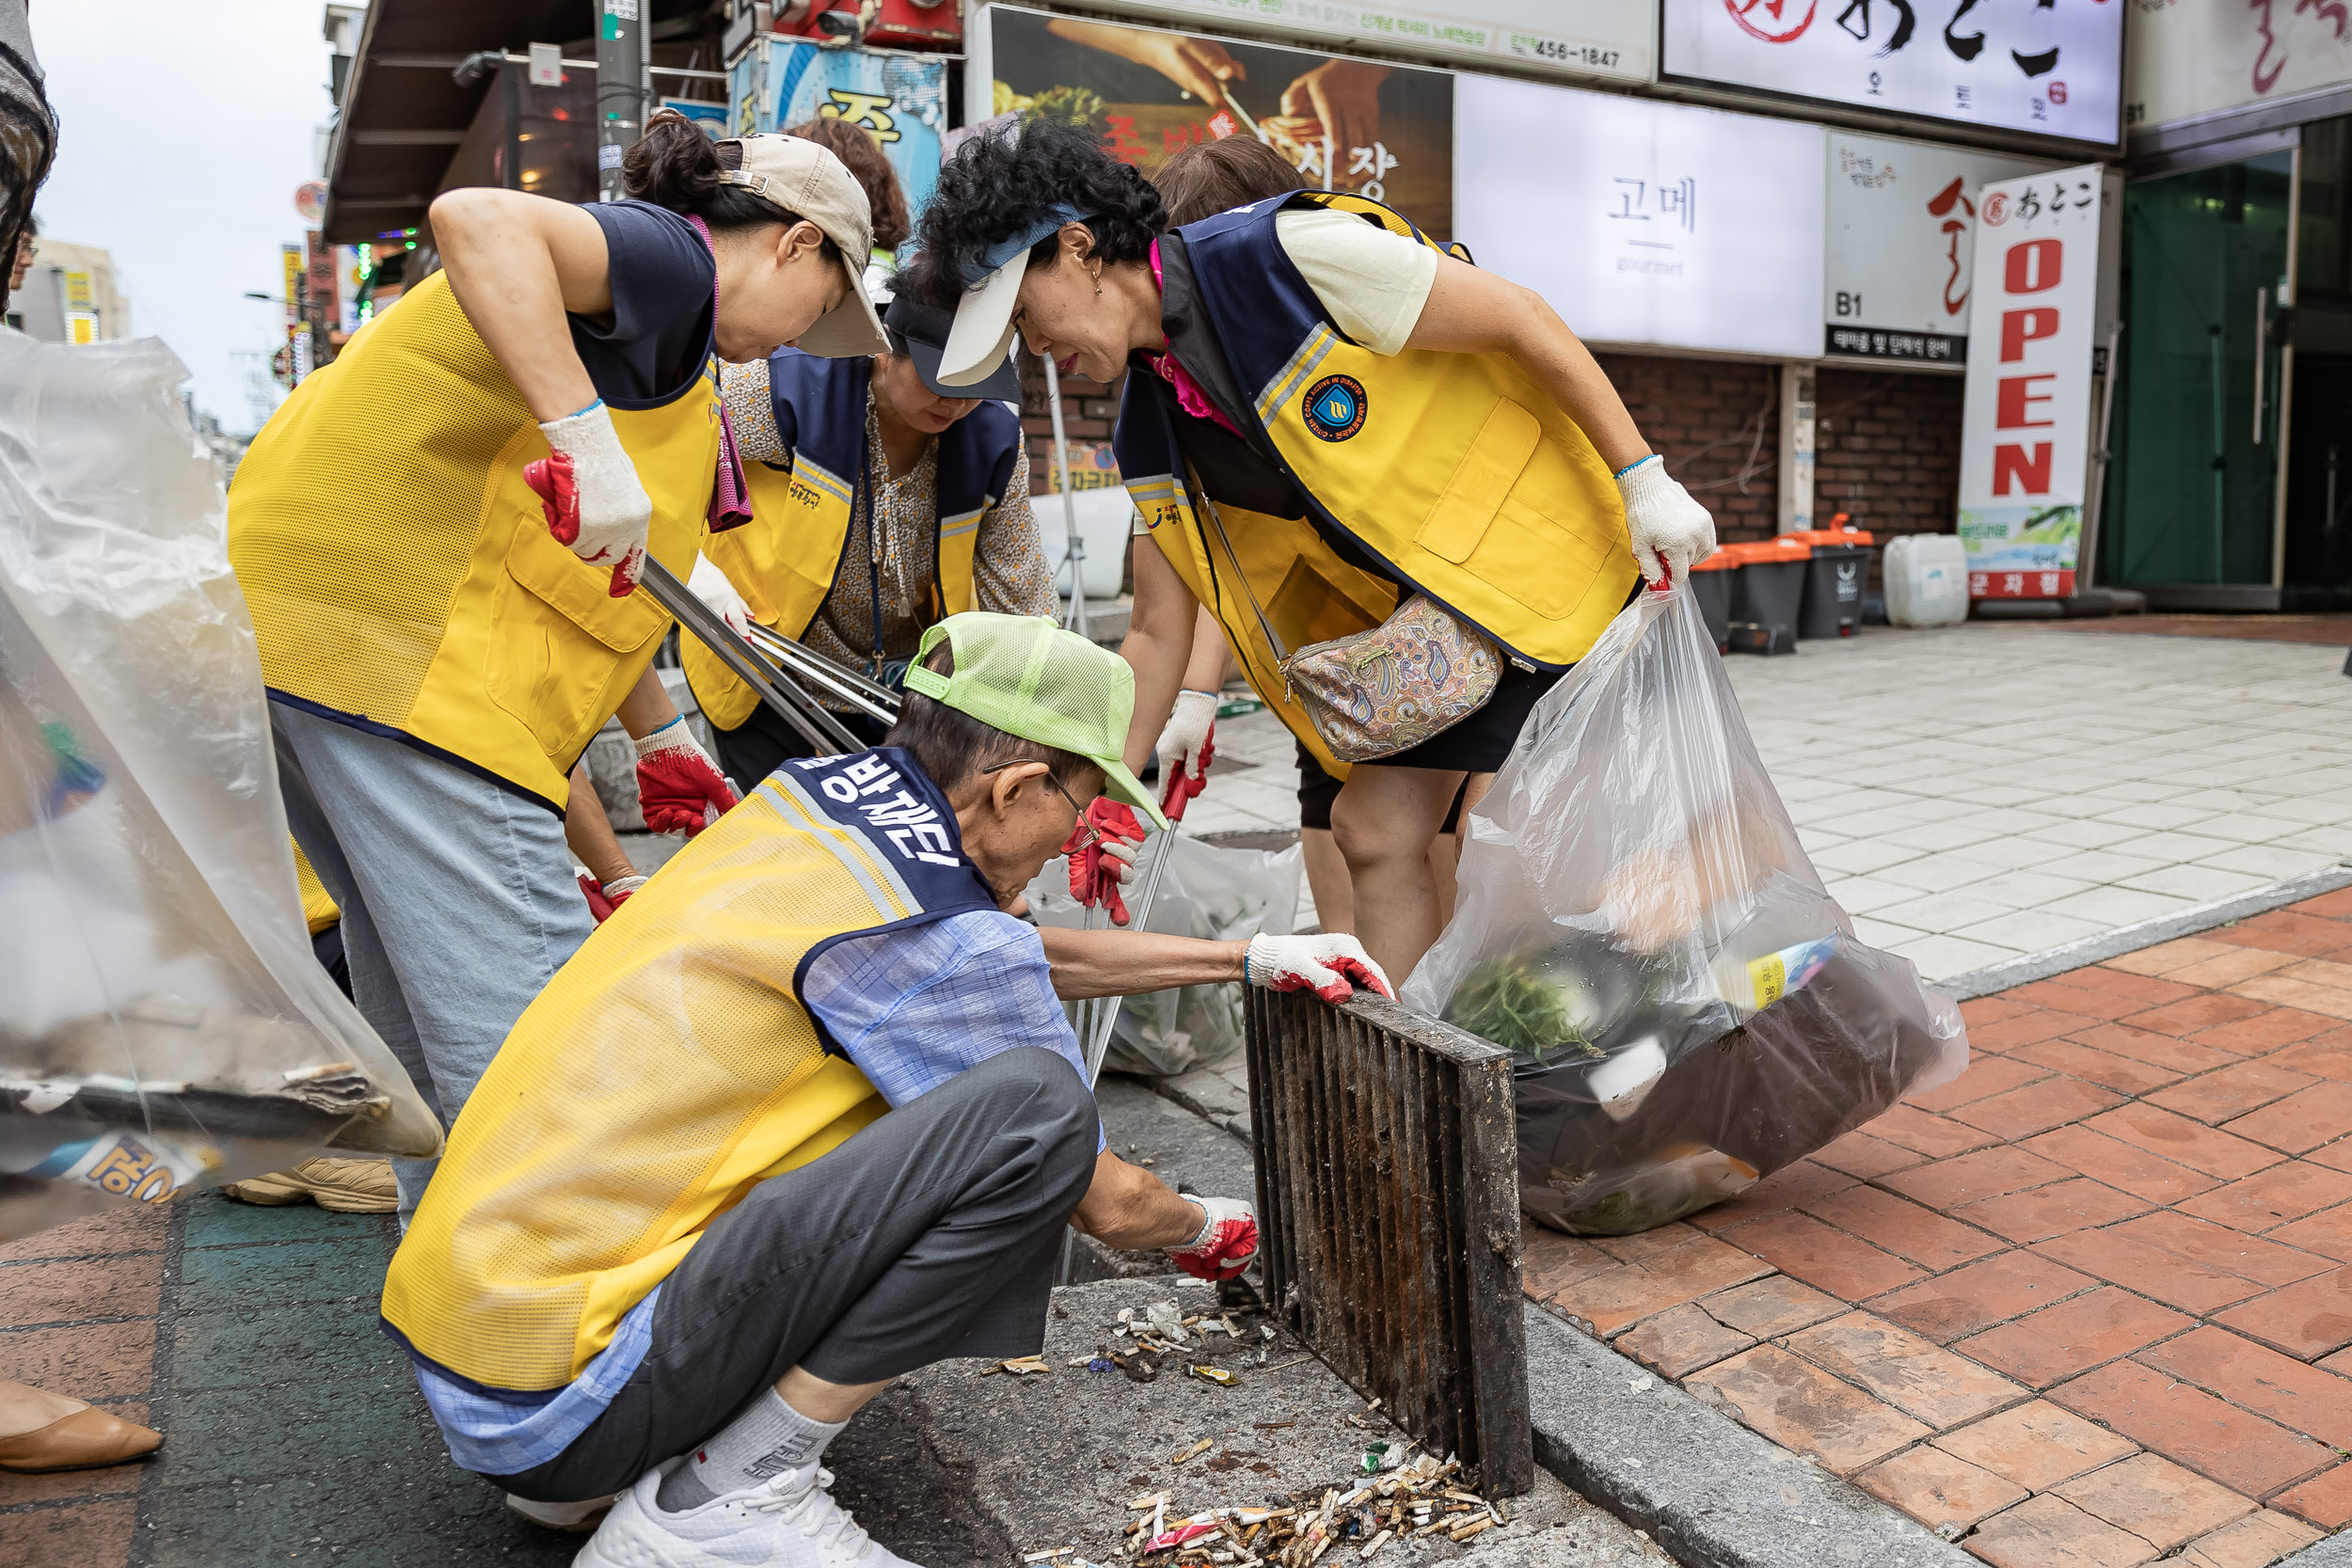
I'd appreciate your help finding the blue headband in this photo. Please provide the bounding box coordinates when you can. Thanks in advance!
[964,204,1099,289]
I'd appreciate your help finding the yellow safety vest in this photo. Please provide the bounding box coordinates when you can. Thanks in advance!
[1117,193,1639,774]
[381,746,997,1390]
[679,457,977,732]
[680,349,1008,735]
[294,843,340,935]
[229,272,721,810]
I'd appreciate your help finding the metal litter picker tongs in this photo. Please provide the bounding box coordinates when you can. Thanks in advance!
[639,556,1177,1085]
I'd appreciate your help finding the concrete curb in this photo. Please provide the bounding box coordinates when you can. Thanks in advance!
[1936,862,2352,1002]
[2287,1526,2352,1565]
[1523,1304,1975,1568]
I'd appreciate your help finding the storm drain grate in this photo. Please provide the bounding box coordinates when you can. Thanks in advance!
[1244,987,1533,1496]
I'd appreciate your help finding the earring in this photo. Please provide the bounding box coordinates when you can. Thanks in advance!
[1091,263,1103,296]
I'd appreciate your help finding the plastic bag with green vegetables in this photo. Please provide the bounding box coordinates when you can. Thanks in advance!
[1400,585,1966,1236]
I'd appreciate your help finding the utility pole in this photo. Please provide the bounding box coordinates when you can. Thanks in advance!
[596,0,643,201]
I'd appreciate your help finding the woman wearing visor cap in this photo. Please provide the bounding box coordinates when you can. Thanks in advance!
[685,292,1057,791]
[903,119,1716,983]
[227,111,888,1216]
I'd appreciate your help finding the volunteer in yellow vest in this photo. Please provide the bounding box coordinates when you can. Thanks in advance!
[380,613,1389,1561]
[227,112,889,1220]
[906,119,1718,981]
[684,292,1054,787]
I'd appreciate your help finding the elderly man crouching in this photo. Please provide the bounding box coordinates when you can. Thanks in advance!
[380,611,1388,1568]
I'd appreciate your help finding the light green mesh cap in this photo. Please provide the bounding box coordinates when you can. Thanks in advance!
[906,612,1169,830]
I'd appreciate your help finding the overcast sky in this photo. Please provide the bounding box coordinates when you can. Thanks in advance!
[32,0,334,434]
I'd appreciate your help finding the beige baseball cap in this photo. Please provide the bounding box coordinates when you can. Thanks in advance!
[720,134,890,357]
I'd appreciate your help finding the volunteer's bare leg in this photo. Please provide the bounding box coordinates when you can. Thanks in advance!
[1300,827,1354,935]
[1330,765,1468,982]
[1427,832,1458,924]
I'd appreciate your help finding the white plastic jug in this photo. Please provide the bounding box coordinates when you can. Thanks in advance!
[1884,533,1971,627]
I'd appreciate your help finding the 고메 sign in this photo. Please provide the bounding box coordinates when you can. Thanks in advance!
[1955,161,2103,600]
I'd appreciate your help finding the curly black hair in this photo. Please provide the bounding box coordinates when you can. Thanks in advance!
[901,118,1166,309]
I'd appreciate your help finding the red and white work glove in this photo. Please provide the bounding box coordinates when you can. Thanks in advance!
[633,718,739,836]
[1062,798,1148,927]
[1155,689,1217,822]
[1244,933,1393,1006]
[690,553,755,638]
[1617,454,1717,588]
[1168,1195,1258,1282]
[575,871,649,924]
[525,401,654,596]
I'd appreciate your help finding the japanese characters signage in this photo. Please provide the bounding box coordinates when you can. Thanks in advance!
[1825,132,2057,365]
[1456,74,1825,357]
[972,5,1454,239]
[730,40,948,230]
[1067,0,1653,85]
[2123,0,2352,133]
[1956,162,2104,599]
[1662,0,2125,145]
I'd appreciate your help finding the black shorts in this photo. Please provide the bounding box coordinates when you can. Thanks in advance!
[1295,740,1464,833]
[1356,660,1565,775]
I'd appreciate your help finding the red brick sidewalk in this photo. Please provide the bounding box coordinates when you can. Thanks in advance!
[1528,890,2352,1568]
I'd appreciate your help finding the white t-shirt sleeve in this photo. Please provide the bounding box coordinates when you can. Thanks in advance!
[1272,208,1439,357]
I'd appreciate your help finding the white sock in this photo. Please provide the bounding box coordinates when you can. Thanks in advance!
[656,1389,848,1513]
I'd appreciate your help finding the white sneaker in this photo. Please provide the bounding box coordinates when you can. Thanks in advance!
[573,1458,916,1568]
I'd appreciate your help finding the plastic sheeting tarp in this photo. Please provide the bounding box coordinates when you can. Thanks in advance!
[1402,585,1965,1236]
[1027,834,1302,1077]
[0,332,440,1240]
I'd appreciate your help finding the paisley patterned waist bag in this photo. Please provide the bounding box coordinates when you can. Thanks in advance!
[1192,464,1501,763]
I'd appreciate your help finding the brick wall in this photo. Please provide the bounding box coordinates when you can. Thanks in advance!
[1018,355,1122,493]
[1593,354,1782,545]
[1595,354,1966,547]
[1813,366,1964,544]
[1015,352,1966,556]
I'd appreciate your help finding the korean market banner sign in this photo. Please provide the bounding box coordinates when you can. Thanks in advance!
[1456,73,1825,358]
[1066,0,1653,85]
[1662,0,2124,145]
[1956,162,2104,599]
[730,40,947,228]
[2124,0,2352,133]
[972,4,1454,240]
[1824,132,2057,366]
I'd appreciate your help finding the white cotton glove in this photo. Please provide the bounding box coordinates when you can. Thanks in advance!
[532,401,654,595]
[1154,689,1218,819]
[1245,933,1394,1006]
[690,553,755,638]
[1166,1195,1259,1282]
[1617,454,1718,587]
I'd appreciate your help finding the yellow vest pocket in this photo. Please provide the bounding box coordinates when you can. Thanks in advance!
[1416,400,1540,565]
[487,520,671,754]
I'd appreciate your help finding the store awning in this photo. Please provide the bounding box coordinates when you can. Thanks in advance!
[323,0,707,245]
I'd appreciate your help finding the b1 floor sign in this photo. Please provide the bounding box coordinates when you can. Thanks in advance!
[1955,161,2103,600]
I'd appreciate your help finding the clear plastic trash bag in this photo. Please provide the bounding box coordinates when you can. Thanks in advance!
[1400,584,1965,1236]
[0,333,441,1240]
[1026,834,1302,1077]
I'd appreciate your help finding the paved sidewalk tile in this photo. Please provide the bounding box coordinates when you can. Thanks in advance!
[1528,892,2352,1565]
[1189,626,2349,979]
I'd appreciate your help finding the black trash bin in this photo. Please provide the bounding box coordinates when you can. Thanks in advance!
[1725,539,1809,655]
[1794,529,1874,640]
[1689,551,1734,652]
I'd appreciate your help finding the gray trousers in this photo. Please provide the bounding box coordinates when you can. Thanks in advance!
[495,1048,1100,1502]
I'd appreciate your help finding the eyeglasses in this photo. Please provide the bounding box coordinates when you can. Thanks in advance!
[980,758,1096,847]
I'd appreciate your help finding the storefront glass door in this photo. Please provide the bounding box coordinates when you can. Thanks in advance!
[2106,153,2293,591]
